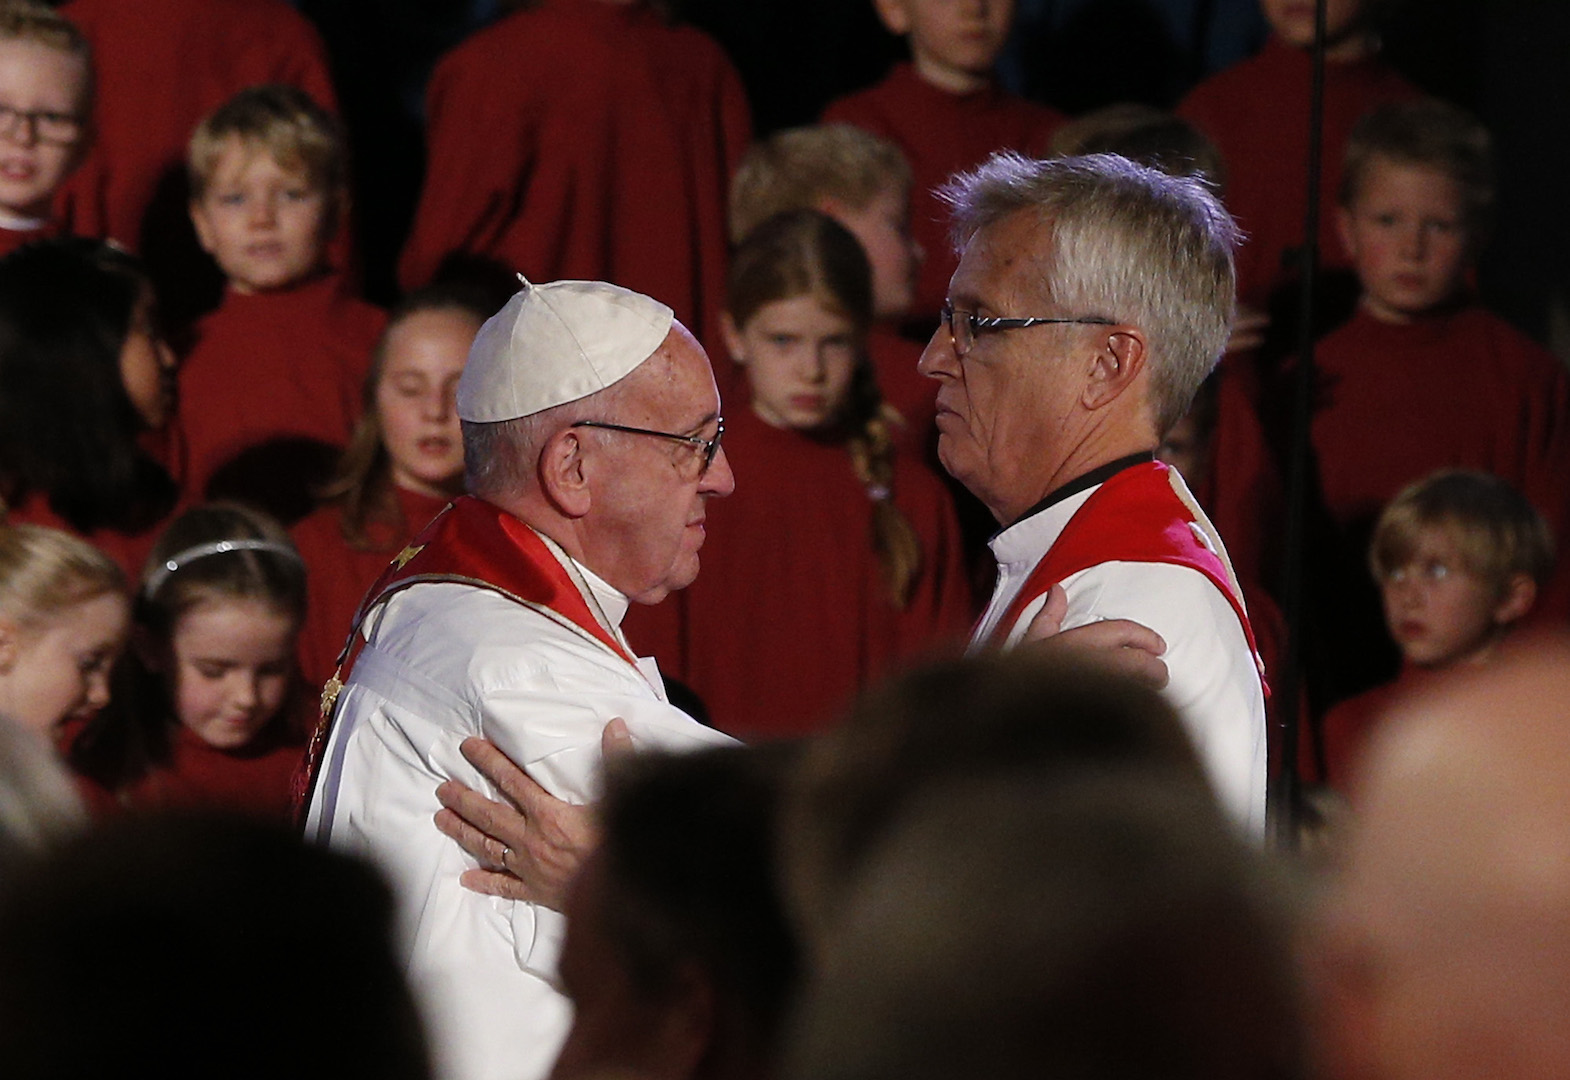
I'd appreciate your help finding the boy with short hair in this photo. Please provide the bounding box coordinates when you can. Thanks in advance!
[728,124,932,438]
[1306,98,1570,708]
[1178,0,1416,311]
[1320,470,1553,789]
[823,0,1062,322]
[0,2,91,256]
[178,84,384,523]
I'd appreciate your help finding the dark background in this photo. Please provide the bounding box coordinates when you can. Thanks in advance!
[293,0,1569,354]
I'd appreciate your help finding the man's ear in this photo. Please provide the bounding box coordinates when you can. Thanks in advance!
[538,428,593,518]
[871,0,912,35]
[1082,328,1147,411]
[720,312,747,367]
[1494,573,1538,627]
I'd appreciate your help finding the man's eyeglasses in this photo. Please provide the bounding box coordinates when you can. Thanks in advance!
[939,304,1115,357]
[572,418,725,477]
[0,102,85,147]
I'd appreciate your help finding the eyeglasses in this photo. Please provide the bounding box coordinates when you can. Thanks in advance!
[939,304,1116,357]
[572,417,725,477]
[0,102,85,147]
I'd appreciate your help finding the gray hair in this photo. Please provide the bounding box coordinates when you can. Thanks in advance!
[461,377,638,500]
[940,152,1240,433]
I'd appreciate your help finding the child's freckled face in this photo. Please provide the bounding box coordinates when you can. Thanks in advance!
[1338,158,1472,324]
[0,39,89,224]
[1379,527,1503,669]
[169,598,295,750]
[190,138,332,293]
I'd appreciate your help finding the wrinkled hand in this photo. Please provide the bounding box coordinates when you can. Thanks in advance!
[1023,584,1170,689]
[433,719,633,909]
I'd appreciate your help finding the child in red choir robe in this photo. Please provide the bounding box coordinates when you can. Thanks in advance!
[625,211,973,739]
[1306,100,1570,705]
[0,524,129,748]
[1178,0,1416,313]
[291,284,494,692]
[397,0,750,347]
[1319,471,1552,792]
[0,239,180,579]
[55,0,340,316]
[729,124,934,447]
[0,5,90,258]
[66,503,309,823]
[823,0,1062,323]
[178,85,384,524]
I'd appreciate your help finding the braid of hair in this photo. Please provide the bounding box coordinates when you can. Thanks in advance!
[844,367,923,609]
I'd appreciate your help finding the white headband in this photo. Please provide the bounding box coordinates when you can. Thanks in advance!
[143,539,302,598]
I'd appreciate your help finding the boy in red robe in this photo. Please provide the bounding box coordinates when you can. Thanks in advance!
[822,0,1062,324]
[55,0,339,318]
[178,85,384,524]
[1319,470,1552,790]
[729,124,933,445]
[0,5,90,258]
[1305,98,1570,707]
[396,0,750,350]
[1178,0,1416,313]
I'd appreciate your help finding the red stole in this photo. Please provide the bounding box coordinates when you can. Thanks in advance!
[987,462,1265,684]
[294,496,641,814]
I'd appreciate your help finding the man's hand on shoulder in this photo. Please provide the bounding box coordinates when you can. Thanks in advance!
[432,720,632,910]
[1023,584,1170,689]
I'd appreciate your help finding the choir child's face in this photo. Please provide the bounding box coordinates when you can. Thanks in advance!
[1338,156,1472,324]
[190,136,334,294]
[875,0,1016,86]
[0,591,127,739]
[165,597,295,751]
[821,184,921,319]
[1378,525,1512,669]
[0,38,89,225]
[724,294,862,433]
[376,307,478,499]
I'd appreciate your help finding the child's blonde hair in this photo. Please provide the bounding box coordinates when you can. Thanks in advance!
[729,125,912,245]
[1341,98,1494,236]
[187,83,344,201]
[0,1,91,78]
[0,524,124,632]
[1370,469,1553,600]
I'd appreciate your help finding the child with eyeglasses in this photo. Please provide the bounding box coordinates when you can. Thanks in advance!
[0,3,90,257]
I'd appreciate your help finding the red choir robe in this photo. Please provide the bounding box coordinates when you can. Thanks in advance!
[290,485,451,694]
[0,220,63,259]
[55,0,339,255]
[177,276,384,520]
[823,64,1063,320]
[623,407,975,740]
[1312,305,1570,615]
[397,0,750,349]
[69,712,307,825]
[1318,663,1439,792]
[1178,36,1417,310]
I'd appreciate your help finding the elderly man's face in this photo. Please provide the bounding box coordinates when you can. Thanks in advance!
[578,323,735,604]
[918,210,1094,523]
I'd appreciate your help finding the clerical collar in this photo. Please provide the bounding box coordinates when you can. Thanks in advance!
[1005,452,1156,531]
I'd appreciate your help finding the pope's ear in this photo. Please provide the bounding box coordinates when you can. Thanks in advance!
[538,427,592,518]
[1082,327,1147,411]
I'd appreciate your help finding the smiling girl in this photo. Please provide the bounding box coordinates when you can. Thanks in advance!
[67,504,308,821]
